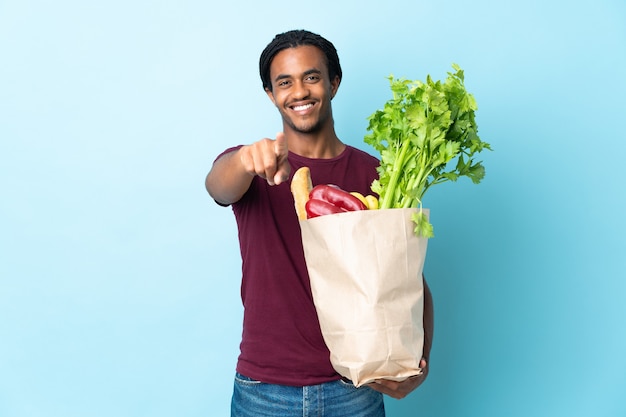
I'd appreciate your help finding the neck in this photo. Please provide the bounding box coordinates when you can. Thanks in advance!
[286,129,345,159]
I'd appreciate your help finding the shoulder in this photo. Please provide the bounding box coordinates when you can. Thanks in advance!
[344,145,379,165]
[214,145,243,163]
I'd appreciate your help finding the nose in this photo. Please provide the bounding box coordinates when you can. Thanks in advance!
[292,80,310,100]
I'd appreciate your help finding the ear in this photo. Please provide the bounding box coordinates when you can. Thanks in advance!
[265,87,277,105]
[330,75,341,100]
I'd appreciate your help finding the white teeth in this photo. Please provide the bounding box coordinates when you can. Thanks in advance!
[292,104,313,111]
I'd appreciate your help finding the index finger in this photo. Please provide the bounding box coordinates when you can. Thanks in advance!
[273,132,290,185]
[274,131,288,158]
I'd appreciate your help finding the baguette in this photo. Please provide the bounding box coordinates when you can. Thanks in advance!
[290,167,313,220]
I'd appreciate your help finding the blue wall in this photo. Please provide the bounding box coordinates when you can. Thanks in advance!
[1,1,625,416]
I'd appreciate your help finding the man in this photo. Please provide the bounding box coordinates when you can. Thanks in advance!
[205,29,434,416]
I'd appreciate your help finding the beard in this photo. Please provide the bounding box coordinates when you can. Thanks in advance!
[284,117,322,134]
[281,107,332,135]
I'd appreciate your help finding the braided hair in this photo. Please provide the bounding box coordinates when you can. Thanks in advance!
[259,29,342,92]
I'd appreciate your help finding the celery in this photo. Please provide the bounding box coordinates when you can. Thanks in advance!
[364,64,491,237]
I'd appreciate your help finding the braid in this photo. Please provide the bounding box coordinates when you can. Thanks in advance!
[259,29,342,91]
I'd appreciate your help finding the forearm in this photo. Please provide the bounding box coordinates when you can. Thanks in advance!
[205,148,254,205]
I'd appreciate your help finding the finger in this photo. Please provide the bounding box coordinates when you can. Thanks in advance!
[273,132,290,185]
[368,380,403,399]
[243,140,273,182]
[274,131,288,157]
[239,145,254,174]
[248,135,280,185]
[373,379,399,389]
[254,148,273,182]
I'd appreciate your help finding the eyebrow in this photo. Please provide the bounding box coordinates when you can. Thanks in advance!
[273,68,322,83]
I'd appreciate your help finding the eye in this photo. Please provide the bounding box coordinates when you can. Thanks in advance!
[273,76,292,88]
[305,74,321,82]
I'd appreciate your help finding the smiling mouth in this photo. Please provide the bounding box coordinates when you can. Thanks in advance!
[291,103,314,112]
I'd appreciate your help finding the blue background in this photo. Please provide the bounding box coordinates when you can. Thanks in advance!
[1,0,625,416]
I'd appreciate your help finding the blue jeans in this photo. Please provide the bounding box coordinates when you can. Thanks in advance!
[231,373,385,417]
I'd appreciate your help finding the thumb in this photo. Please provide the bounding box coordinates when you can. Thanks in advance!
[273,132,290,185]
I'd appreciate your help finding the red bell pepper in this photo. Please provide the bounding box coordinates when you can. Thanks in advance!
[305,198,346,218]
[309,185,367,212]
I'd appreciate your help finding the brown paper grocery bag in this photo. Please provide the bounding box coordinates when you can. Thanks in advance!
[299,207,429,387]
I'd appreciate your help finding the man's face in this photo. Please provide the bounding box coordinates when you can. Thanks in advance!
[265,45,340,135]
